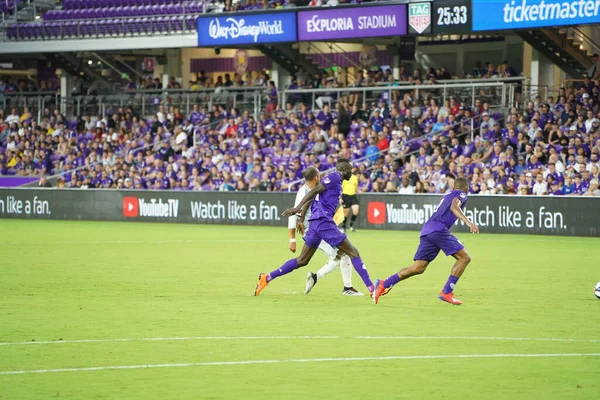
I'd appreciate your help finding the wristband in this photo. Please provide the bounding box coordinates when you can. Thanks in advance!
[289,238,296,243]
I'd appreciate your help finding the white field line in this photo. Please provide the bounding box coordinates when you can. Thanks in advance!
[1,353,599,375]
[7,239,284,246]
[7,237,582,246]
[0,336,341,346]
[355,336,600,343]
[1,335,599,347]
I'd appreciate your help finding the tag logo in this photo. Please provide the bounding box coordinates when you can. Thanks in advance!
[367,202,386,224]
[408,3,431,34]
[123,197,139,217]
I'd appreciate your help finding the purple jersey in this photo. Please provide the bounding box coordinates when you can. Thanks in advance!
[309,171,342,221]
[421,190,468,236]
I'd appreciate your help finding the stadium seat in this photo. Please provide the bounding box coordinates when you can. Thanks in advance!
[6,25,16,40]
[185,15,196,32]
[6,0,213,39]
[50,22,62,38]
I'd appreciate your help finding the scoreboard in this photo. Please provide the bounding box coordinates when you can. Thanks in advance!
[432,0,473,34]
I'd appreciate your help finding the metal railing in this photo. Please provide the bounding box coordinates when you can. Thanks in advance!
[521,79,585,107]
[7,15,200,41]
[365,77,526,86]
[304,42,360,83]
[1,87,268,118]
[567,26,600,59]
[20,108,507,189]
[3,0,401,41]
[1,79,527,120]
[0,90,59,121]
[281,81,519,110]
[285,111,507,191]
[357,114,508,186]
[29,111,225,187]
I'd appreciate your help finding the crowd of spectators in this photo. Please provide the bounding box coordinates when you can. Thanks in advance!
[178,60,519,94]
[0,77,58,94]
[1,72,599,197]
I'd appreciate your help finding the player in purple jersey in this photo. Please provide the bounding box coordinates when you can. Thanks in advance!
[373,178,479,305]
[254,158,375,296]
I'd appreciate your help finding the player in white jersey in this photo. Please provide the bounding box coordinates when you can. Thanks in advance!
[288,166,363,296]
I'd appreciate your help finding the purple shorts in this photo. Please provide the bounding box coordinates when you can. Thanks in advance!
[413,230,464,262]
[304,218,347,249]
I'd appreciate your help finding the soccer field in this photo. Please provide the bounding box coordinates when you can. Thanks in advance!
[1,220,599,399]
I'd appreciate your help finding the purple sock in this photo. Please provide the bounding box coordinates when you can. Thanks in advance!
[383,273,401,289]
[267,259,299,282]
[443,275,459,294]
[350,256,373,291]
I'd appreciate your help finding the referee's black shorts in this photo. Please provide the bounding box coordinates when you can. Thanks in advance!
[342,194,359,208]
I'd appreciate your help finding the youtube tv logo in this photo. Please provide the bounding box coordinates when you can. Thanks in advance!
[122,197,179,218]
[122,197,139,217]
[367,202,386,224]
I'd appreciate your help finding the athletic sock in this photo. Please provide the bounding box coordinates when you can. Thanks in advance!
[316,258,340,280]
[342,217,347,229]
[267,259,299,282]
[350,214,357,227]
[383,273,401,289]
[442,275,459,294]
[350,256,373,291]
[340,257,353,288]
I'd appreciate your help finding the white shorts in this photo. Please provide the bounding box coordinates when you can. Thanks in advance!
[318,240,338,259]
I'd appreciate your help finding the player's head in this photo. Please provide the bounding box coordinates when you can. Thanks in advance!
[303,166,320,189]
[336,157,353,180]
[454,177,469,193]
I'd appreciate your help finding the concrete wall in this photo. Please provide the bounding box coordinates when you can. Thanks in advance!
[522,42,566,100]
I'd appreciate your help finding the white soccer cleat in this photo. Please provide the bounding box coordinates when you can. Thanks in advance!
[342,287,364,296]
[305,272,317,295]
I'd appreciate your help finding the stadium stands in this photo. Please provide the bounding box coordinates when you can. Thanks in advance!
[5,0,361,40]
[0,0,21,14]
[7,0,205,40]
[1,73,599,196]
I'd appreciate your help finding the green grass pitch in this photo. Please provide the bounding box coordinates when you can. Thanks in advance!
[1,220,599,399]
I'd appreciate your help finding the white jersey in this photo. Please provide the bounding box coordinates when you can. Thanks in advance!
[288,184,312,230]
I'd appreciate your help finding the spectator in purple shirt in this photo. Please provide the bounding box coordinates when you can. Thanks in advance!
[526,154,543,171]
[316,104,334,132]
[572,174,585,195]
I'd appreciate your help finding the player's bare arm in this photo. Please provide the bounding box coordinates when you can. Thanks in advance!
[282,183,326,217]
[288,226,297,253]
[298,199,312,225]
[296,201,312,235]
[450,198,479,233]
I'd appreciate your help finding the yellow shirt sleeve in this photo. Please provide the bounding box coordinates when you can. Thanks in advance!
[333,206,345,226]
[342,175,358,195]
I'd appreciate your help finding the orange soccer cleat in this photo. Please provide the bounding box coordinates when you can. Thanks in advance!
[254,273,269,296]
[372,279,386,304]
[438,291,463,305]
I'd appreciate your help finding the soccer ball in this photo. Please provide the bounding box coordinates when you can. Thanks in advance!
[595,282,600,300]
